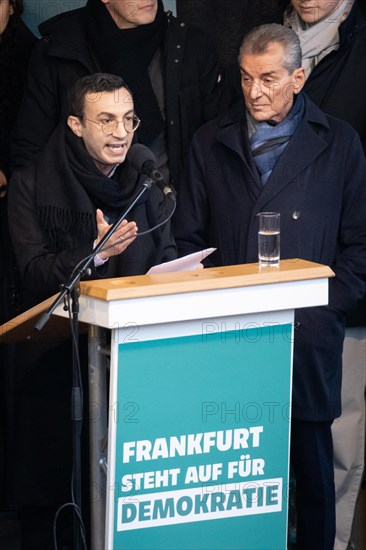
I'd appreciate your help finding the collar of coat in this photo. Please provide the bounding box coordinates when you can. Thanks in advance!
[213,93,333,207]
[217,92,330,152]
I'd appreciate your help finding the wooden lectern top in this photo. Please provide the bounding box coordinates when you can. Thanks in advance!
[80,259,333,301]
[0,259,333,343]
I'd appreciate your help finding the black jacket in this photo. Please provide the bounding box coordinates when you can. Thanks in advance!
[10,6,226,189]
[174,95,366,421]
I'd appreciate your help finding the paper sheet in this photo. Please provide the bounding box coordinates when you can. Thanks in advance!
[147,248,216,274]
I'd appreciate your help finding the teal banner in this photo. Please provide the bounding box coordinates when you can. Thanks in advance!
[110,324,292,549]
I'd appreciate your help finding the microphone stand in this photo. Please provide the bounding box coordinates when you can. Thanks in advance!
[35,179,152,332]
[34,179,152,550]
[70,283,82,550]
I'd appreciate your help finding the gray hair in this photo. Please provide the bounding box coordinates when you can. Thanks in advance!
[238,24,302,74]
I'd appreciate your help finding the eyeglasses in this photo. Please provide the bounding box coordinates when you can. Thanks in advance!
[84,114,141,135]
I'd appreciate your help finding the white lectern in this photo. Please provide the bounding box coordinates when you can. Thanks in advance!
[0,259,333,550]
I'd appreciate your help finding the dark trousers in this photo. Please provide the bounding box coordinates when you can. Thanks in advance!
[291,419,335,550]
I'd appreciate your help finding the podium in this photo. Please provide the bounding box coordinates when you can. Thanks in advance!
[0,259,333,549]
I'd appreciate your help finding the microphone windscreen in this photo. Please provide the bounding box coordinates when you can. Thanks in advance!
[127,143,156,171]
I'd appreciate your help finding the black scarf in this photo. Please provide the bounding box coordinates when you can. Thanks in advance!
[85,0,166,144]
[35,124,148,251]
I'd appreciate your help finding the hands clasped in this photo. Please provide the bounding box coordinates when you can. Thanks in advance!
[95,209,138,260]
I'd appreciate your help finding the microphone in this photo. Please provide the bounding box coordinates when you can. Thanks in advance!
[127,144,176,199]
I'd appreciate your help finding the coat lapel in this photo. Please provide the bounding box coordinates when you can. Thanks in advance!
[253,97,330,212]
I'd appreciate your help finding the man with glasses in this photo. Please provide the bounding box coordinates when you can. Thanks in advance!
[8,72,176,306]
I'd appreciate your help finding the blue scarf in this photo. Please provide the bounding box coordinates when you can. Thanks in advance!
[248,93,305,185]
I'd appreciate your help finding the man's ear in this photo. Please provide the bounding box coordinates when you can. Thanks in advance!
[293,67,306,94]
[67,115,83,137]
[9,1,15,15]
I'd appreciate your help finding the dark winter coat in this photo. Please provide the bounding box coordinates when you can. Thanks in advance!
[174,94,366,422]
[10,6,226,189]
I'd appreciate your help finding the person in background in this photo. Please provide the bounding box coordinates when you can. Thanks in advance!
[174,24,366,550]
[284,2,366,547]
[8,72,176,549]
[0,0,36,516]
[11,0,227,190]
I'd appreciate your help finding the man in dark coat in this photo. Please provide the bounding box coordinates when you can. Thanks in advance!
[10,0,227,190]
[283,2,366,546]
[9,72,176,305]
[174,24,366,550]
[8,72,176,549]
